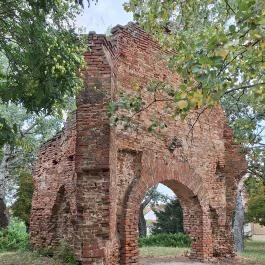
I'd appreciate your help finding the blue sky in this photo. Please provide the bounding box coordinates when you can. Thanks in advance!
[76,1,133,33]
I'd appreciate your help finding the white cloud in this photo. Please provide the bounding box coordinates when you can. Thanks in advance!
[76,0,133,34]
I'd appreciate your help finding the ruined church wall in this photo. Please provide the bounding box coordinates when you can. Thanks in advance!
[30,116,77,248]
[106,24,247,262]
[30,23,247,265]
[73,33,113,264]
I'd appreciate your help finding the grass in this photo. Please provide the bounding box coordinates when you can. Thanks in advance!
[140,246,189,257]
[140,240,265,264]
[0,251,64,265]
[240,240,265,263]
[0,240,264,265]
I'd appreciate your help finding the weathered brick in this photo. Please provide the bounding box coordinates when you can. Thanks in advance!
[30,23,247,265]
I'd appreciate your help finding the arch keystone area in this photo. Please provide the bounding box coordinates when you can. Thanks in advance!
[30,23,247,265]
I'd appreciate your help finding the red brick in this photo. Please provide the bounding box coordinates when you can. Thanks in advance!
[30,23,247,265]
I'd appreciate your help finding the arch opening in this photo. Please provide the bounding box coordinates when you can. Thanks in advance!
[119,178,209,265]
[138,184,182,238]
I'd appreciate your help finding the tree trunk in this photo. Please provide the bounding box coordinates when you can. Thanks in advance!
[138,204,147,237]
[0,198,8,229]
[233,189,244,252]
[0,145,12,229]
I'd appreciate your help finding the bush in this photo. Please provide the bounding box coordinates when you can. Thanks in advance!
[138,233,192,248]
[0,219,77,265]
[53,241,78,265]
[0,218,29,252]
[38,241,78,265]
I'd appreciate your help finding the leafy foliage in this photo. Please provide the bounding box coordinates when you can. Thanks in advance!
[0,218,29,252]
[152,199,184,235]
[0,102,65,229]
[0,220,78,265]
[245,178,265,226]
[123,1,265,224]
[138,233,191,248]
[123,0,265,144]
[0,0,85,145]
[139,185,169,237]
[52,241,78,265]
[0,102,64,191]
[143,185,170,209]
[11,172,34,228]
[38,241,78,265]
[125,0,265,114]
[0,103,63,152]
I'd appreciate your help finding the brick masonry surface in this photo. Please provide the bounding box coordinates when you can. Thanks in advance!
[30,23,247,265]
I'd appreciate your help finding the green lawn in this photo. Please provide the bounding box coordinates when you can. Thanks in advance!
[140,240,265,264]
[140,246,189,257]
[0,251,64,265]
[240,240,265,263]
[0,240,264,265]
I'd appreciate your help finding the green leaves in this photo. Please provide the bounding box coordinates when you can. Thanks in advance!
[0,102,63,154]
[0,116,17,147]
[245,178,265,226]
[11,172,34,228]
[0,0,86,147]
[126,0,265,112]
[125,0,265,146]
[0,0,85,114]
[152,199,184,235]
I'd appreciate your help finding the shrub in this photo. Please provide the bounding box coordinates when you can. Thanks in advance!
[38,241,78,265]
[53,241,78,265]
[0,218,29,252]
[138,233,192,248]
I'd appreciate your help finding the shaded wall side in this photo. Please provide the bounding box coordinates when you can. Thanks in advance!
[30,116,77,248]
[74,34,112,265]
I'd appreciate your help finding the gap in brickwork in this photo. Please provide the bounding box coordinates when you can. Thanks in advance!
[139,183,191,259]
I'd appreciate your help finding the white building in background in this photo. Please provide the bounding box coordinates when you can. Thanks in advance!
[244,223,265,241]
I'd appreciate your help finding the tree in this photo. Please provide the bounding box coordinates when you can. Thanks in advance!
[0,0,87,229]
[233,189,245,252]
[125,0,265,112]
[0,0,85,146]
[152,199,184,235]
[138,185,169,237]
[0,103,64,229]
[11,172,34,228]
[122,0,265,145]
[245,177,265,226]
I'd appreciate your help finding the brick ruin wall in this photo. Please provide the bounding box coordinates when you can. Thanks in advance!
[30,115,77,248]
[30,23,247,265]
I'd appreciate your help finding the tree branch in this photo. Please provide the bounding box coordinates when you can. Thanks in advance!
[187,106,208,139]
[223,82,265,95]
[224,0,236,15]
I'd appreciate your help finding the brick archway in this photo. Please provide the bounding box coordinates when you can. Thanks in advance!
[30,23,247,265]
[118,153,212,264]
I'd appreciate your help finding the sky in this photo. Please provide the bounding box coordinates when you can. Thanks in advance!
[76,0,133,34]
[75,1,176,198]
